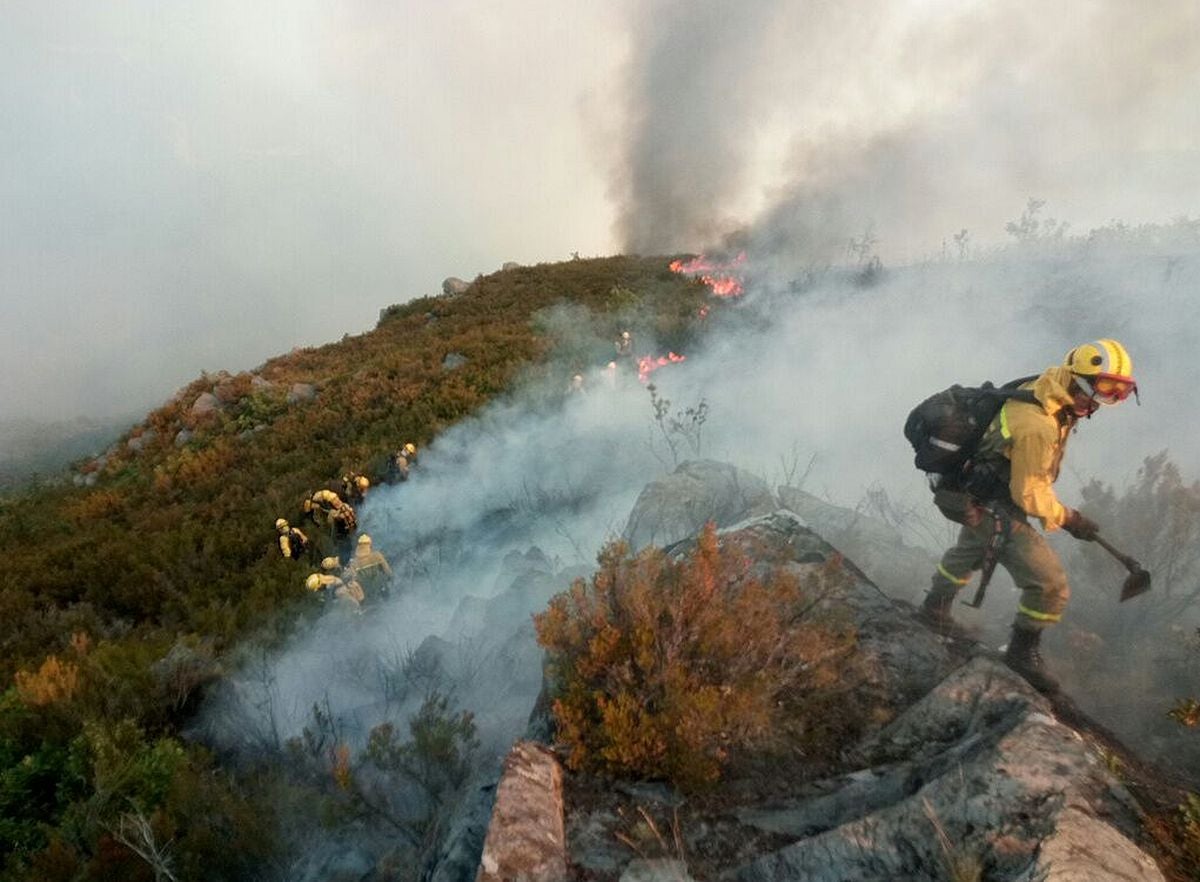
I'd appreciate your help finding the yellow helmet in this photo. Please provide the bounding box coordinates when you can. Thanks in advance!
[1064,339,1137,405]
[356,475,370,490]
[357,533,371,546]
[403,442,416,456]
[321,556,340,572]
[305,573,322,591]
[275,518,289,533]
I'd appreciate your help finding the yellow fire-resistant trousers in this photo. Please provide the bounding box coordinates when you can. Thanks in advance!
[931,515,1070,631]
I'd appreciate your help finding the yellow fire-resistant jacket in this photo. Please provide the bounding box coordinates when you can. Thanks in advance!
[975,365,1077,531]
[307,573,364,606]
[311,489,343,510]
[351,548,392,582]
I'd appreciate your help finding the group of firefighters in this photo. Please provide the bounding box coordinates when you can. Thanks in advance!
[568,330,636,393]
[272,443,417,611]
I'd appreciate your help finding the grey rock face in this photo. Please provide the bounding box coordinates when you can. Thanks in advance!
[250,374,272,389]
[502,261,521,271]
[173,429,193,447]
[190,391,220,416]
[443,352,469,371]
[735,657,1163,882]
[126,429,157,453]
[443,277,471,296]
[430,782,500,882]
[623,460,777,551]
[287,382,316,404]
[619,859,694,882]
[476,741,567,882]
[777,485,936,602]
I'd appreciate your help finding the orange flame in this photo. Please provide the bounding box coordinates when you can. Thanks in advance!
[637,352,686,384]
[669,252,746,298]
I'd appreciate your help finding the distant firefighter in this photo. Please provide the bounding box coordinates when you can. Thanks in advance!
[303,489,357,555]
[568,373,585,394]
[305,570,364,610]
[349,533,394,601]
[275,518,309,561]
[305,489,356,529]
[615,330,633,358]
[303,489,343,526]
[341,472,370,503]
[386,442,418,483]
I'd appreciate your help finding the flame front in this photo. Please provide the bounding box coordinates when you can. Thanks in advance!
[637,352,686,384]
[669,251,746,298]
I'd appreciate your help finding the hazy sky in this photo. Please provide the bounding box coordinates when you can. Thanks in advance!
[3,0,1198,421]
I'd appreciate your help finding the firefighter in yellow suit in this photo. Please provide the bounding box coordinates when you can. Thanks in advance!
[920,339,1138,692]
[349,533,393,602]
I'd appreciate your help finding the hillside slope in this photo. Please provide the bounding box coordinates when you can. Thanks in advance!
[0,255,707,881]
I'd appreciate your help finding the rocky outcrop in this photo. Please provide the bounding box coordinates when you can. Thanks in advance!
[735,656,1162,881]
[777,485,936,602]
[190,391,220,416]
[286,382,316,404]
[443,352,469,371]
[623,460,776,551]
[126,429,157,454]
[443,277,471,296]
[502,261,521,271]
[473,462,1168,882]
[476,741,566,882]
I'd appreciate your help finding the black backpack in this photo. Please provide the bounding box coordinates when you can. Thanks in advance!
[904,376,1039,476]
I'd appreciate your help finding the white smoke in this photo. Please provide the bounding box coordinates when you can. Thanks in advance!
[203,220,1200,747]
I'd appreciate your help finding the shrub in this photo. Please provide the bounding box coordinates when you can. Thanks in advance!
[534,522,856,790]
[14,657,80,708]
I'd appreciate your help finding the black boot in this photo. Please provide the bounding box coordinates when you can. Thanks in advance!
[1004,627,1059,694]
[917,588,956,629]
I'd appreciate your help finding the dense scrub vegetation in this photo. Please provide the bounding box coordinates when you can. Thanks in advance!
[534,522,859,791]
[1060,452,1200,879]
[0,256,708,880]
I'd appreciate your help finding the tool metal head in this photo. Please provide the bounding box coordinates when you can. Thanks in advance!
[1119,566,1152,602]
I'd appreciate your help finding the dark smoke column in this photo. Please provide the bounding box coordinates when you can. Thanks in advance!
[613,0,780,254]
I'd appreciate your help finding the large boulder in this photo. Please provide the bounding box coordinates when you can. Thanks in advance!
[287,382,316,404]
[190,392,220,416]
[443,277,471,296]
[126,428,157,454]
[623,460,777,551]
[443,352,469,371]
[777,485,936,602]
[735,656,1162,882]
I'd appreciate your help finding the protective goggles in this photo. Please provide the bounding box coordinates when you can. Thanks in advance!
[1082,373,1138,405]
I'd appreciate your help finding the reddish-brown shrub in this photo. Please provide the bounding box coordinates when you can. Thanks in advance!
[534,522,856,789]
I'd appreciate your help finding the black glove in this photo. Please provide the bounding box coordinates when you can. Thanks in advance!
[1062,508,1100,541]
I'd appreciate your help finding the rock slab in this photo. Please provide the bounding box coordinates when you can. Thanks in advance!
[623,460,776,551]
[476,741,567,882]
